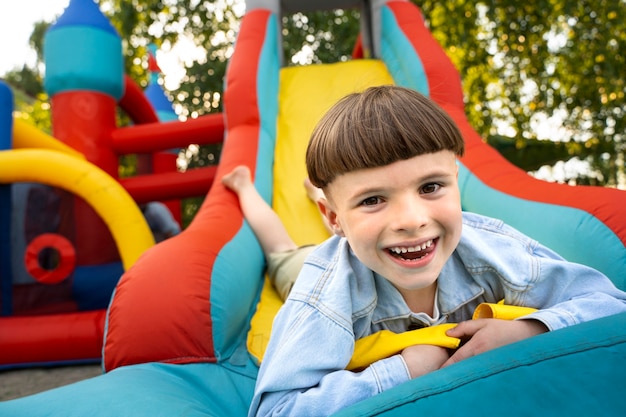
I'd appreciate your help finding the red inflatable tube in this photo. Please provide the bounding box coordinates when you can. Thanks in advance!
[0,310,106,367]
[119,74,160,125]
[111,114,225,155]
[120,166,217,203]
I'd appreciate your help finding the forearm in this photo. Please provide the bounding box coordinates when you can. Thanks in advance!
[238,184,298,255]
[509,253,626,331]
[250,299,411,417]
[252,355,409,417]
[525,291,626,331]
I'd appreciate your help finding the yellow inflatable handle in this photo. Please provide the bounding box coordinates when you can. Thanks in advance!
[472,302,538,320]
[347,303,537,371]
[0,149,154,270]
[347,324,459,371]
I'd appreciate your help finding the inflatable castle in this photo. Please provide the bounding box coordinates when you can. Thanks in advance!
[1,0,625,415]
[0,0,223,369]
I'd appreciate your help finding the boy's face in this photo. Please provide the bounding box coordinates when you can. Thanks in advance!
[319,151,462,307]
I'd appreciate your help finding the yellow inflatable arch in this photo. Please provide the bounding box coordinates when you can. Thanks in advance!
[0,148,154,270]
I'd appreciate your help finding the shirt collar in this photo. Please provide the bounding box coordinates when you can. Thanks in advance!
[370,251,484,323]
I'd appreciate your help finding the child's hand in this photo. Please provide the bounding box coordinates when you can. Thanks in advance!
[401,344,450,379]
[442,318,548,368]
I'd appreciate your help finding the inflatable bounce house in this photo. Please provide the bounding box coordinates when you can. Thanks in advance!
[2,0,626,415]
[0,0,223,369]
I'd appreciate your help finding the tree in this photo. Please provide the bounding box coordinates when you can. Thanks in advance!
[5,0,625,189]
[418,0,625,186]
[3,21,51,133]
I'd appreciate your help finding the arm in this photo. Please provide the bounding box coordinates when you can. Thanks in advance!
[401,344,451,378]
[515,244,626,330]
[222,166,298,255]
[250,299,411,417]
[444,244,626,367]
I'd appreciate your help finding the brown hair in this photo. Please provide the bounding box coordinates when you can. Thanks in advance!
[306,85,464,189]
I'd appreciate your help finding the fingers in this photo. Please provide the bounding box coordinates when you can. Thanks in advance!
[440,321,484,368]
[441,319,548,368]
[445,319,484,339]
[441,322,490,368]
[441,342,477,368]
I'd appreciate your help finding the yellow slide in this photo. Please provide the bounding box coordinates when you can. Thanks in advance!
[248,59,394,363]
[273,60,394,245]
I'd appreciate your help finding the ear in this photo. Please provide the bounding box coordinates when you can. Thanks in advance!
[317,198,345,237]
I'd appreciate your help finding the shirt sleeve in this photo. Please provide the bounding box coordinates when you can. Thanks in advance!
[510,243,626,331]
[249,298,411,417]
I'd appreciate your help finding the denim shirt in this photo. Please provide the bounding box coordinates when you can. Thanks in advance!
[249,212,626,417]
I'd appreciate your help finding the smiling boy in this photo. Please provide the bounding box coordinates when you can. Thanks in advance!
[249,86,626,416]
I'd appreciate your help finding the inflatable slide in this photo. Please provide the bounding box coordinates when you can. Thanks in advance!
[1,0,625,415]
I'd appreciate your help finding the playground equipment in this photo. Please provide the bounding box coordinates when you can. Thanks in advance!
[0,0,223,369]
[1,0,625,415]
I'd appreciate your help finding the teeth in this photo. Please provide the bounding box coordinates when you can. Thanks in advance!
[390,240,433,254]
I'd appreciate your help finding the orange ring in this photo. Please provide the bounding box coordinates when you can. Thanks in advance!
[24,233,76,285]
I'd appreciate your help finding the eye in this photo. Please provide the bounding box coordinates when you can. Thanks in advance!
[361,196,383,206]
[420,183,441,194]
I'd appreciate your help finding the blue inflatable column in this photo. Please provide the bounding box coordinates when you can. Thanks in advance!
[44,0,124,102]
[0,81,13,316]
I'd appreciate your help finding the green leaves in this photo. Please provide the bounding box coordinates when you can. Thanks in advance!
[421,0,625,186]
[5,0,624,187]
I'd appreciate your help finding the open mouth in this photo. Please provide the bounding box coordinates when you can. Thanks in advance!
[387,239,436,261]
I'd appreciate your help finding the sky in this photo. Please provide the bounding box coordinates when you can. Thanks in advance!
[0,0,193,90]
[0,0,70,76]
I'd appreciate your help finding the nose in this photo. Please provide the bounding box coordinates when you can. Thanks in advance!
[389,194,428,233]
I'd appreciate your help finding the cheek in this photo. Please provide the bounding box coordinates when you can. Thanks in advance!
[342,215,379,248]
[441,203,463,241]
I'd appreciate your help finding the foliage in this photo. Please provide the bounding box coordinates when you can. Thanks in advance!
[282,9,359,65]
[3,0,624,205]
[4,65,44,99]
[418,0,625,186]
[3,21,51,133]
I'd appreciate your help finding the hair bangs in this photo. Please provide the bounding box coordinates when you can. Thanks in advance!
[306,86,464,189]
